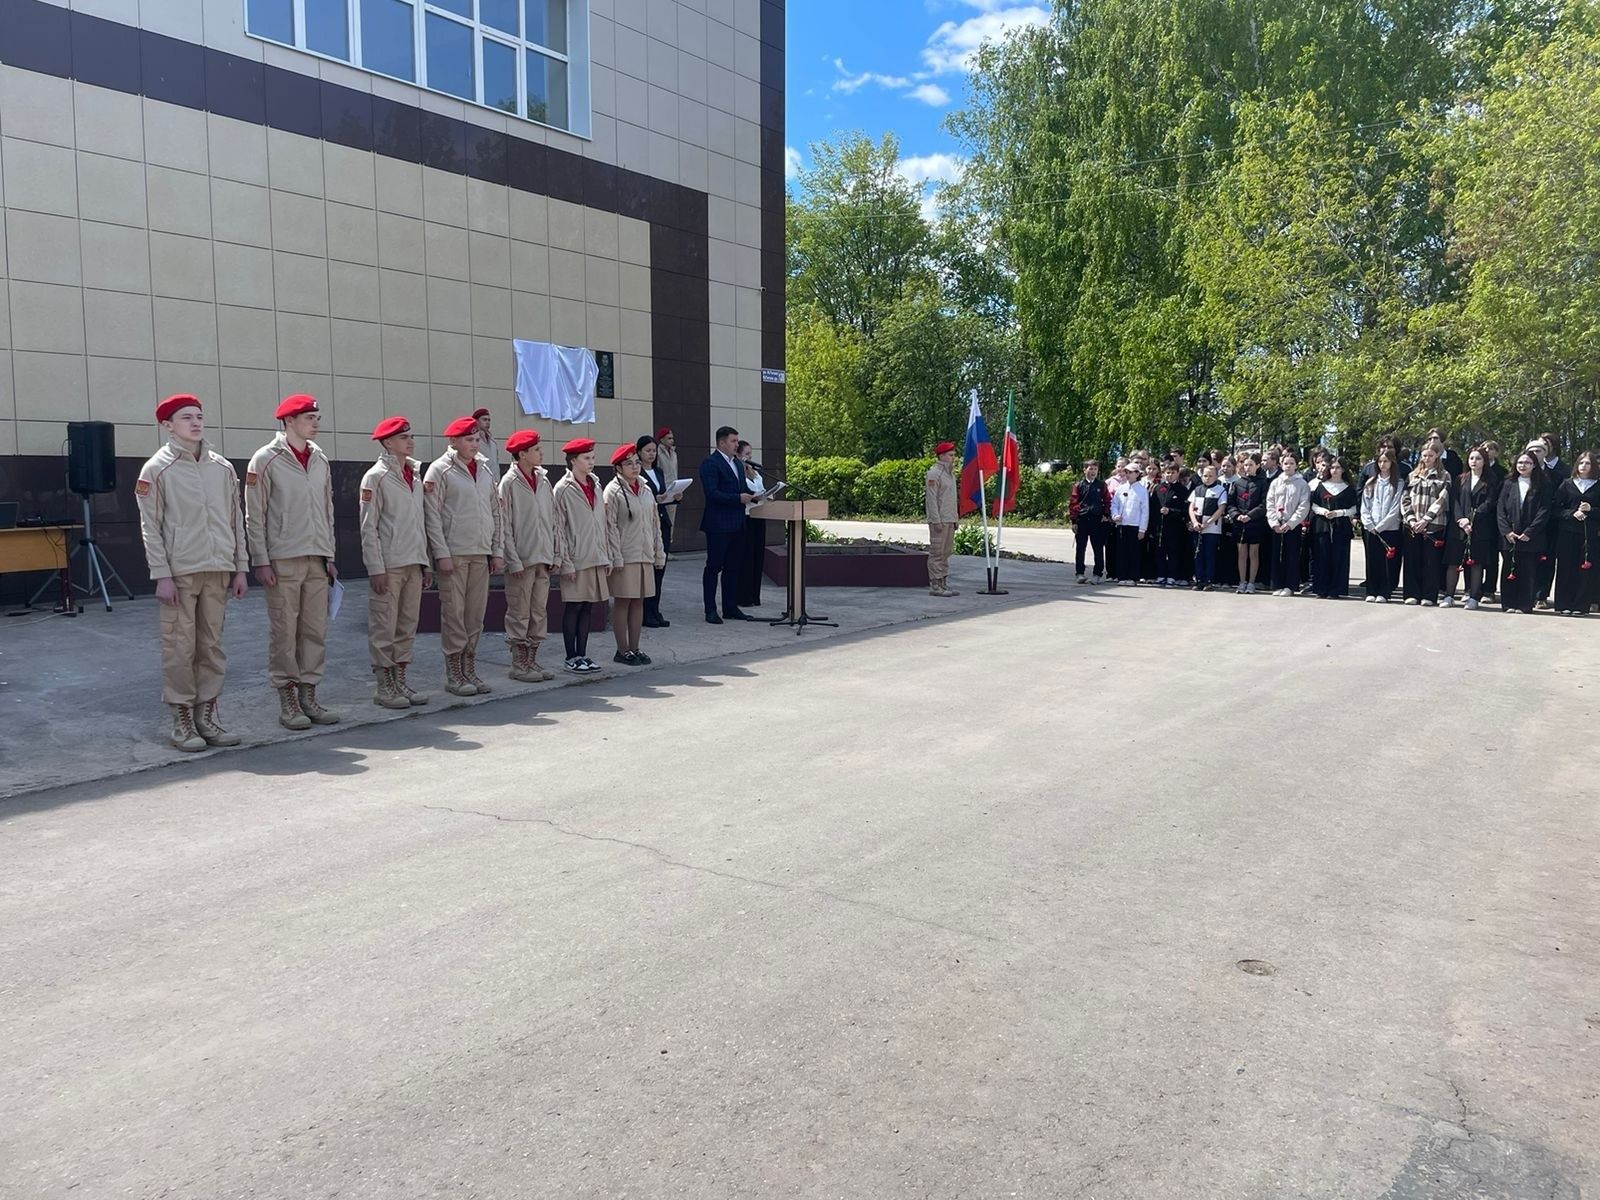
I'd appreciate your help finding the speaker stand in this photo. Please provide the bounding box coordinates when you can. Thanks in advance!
[30,497,134,613]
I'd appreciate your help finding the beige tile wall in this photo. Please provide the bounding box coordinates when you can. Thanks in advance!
[0,69,661,466]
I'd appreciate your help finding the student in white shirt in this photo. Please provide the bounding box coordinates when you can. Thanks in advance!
[1111,469,1149,584]
[1188,464,1228,591]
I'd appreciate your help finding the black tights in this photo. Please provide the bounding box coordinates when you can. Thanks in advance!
[561,602,591,660]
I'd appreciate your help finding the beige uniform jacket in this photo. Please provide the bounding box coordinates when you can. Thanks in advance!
[925,464,958,523]
[604,476,667,570]
[135,438,249,579]
[244,432,335,567]
[657,445,680,491]
[424,448,503,561]
[498,465,557,573]
[359,453,429,573]
[553,474,610,574]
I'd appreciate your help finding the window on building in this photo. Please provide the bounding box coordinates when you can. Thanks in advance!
[246,0,586,134]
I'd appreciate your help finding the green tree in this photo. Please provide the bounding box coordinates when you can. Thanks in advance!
[785,305,868,458]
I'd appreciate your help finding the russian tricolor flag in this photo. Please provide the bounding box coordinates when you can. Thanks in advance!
[958,392,998,516]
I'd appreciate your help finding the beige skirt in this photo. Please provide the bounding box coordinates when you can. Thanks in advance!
[607,562,656,599]
[562,565,611,603]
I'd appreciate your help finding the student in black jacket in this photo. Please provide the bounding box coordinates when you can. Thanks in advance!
[1453,446,1503,610]
[1498,449,1552,614]
[1070,460,1111,583]
[1227,453,1268,593]
[1152,463,1190,586]
[1552,450,1599,616]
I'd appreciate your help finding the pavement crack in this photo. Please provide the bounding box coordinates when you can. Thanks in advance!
[421,803,1000,944]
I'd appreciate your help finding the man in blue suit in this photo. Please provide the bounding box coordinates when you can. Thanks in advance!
[700,425,759,623]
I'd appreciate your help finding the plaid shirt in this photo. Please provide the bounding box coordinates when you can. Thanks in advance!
[1401,469,1452,530]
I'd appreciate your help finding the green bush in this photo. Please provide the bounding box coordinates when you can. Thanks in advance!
[1014,467,1073,520]
[952,523,995,557]
[786,456,865,514]
[854,458,931,517]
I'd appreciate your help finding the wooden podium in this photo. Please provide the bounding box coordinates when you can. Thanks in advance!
[751,498,836,633]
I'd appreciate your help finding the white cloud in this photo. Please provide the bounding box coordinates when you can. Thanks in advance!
[922,4,1050,74]
[907,82,952,106]
[831,57,913,95]
[895,152,967,187]
[784,145,804,181]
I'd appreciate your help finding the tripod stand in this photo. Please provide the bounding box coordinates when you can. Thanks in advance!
[30,495,135,612]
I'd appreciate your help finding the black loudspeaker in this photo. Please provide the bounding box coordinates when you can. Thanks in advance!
[67,420,117,496]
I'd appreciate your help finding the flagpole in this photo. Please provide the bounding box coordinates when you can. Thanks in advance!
[994,391,1014,589]
[976,468,995,581]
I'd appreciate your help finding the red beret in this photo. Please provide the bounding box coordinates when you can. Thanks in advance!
[610,443,638,467]
[443,416,478,438]
[371,416,411,441]
[562,438,596,456]
[505,429,540,454]
[472,407,491,419]
[274,394,319,420]
[656,426,672,438]
[935,441,956,455]
[156,394,201,423]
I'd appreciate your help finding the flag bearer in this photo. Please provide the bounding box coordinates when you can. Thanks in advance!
[359,417,432,709]
[135,395,249,751]
[246,394,340,730]
[925,441,959,596]
[425,416,504,696]
[498,429,558,683]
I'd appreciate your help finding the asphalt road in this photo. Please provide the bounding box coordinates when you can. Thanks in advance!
[4,583,1598,1199]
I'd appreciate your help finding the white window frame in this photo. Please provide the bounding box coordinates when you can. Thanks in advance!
[247,0,589,137]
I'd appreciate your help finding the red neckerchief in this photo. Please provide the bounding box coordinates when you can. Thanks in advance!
[290,443,312,470]
[579,476,597,507]
[466,458,478,480]
[628,479,641,496]
[402,462,414,489]
[521,468,539,491]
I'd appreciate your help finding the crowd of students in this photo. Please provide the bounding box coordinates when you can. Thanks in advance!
[1067,431,1600,613]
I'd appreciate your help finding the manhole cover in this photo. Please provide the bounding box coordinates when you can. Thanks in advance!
[1236,959,1276,976]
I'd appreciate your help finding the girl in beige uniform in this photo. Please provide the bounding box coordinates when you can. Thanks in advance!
[499,429,558,683]
[359,416,431,709]
[135,394,250,751]
[604,443,667,665]
[553,438,609,674]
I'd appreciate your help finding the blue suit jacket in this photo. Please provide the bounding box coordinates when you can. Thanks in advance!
[699,451,753,534]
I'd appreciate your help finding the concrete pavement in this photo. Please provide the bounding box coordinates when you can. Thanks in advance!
[3,564,1599,1199]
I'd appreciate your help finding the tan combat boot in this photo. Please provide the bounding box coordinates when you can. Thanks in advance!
[395,663,429,706]
[464,648,491,693]
[508,643,537,683]
[297,683,340,724]
[277,685,312,731]
[373,666,410,710]
[526,641,555,682]
[193,699,242,746]
[445,653,477,696]
[170,704,208,752]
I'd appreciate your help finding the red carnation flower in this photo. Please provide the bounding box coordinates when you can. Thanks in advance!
[1583,561,1593,571]
[1507,572,1517,581]
[1433,539,1446,549]
[1385,547,1397,560]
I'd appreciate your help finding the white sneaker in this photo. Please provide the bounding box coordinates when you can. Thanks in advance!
[1375,595,1389,603]
[1364,595,1376,603]
[1465,597,1480,610]
[1075,574,1087,585]
[1404,598,1420,605]
[1440,597,1454,608]
[1422,599,1437,607]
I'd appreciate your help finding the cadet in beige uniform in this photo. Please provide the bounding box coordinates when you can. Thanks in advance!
[655,426,680,552]
[926,440,959,596]
[499,429,558,683]
[359,416,432,709]
[425,416,504,696]
[473,407,501,467]
[246,394,340,729]
[604,443,667,666]
[553,437,609,673]
[136,395,250,751]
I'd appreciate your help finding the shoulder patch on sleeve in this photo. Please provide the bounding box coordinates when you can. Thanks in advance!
[360,488,374,502]
[135,479,151,497]
[245,471,259,486]
[424,480,437,494]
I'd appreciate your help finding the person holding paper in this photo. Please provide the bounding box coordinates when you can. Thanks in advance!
[246,394,340,730]
[605,444,667,665]
[737,440,765,608]
[699,426,758,623]
[636,434,673,627]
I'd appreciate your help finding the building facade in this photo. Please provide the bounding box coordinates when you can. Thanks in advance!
[0,0,785,596]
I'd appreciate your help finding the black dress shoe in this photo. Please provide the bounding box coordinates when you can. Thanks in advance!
[722,609,758,621]
[642,616,663,628]
[705,612,724,624]
[656,616,670,627]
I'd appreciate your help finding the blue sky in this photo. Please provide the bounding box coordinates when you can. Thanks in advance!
[785,0,1051,214]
